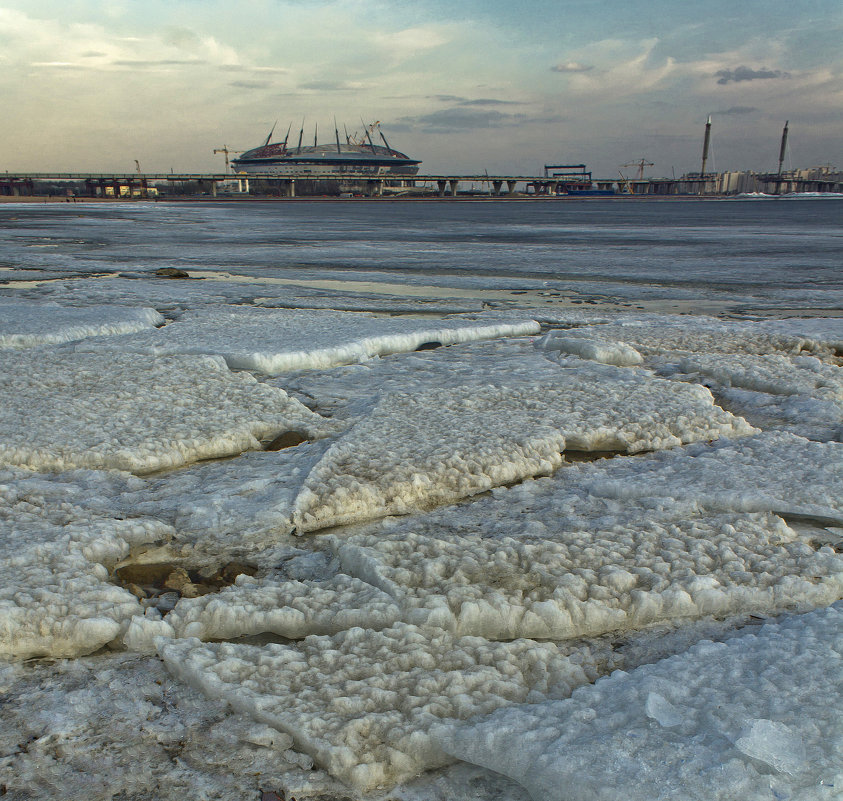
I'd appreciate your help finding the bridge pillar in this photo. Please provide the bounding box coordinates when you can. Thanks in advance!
[210,180,217,198]
[507,180,518,195]
[492,180,503,196]
[449,180,459,196]
[286,179,296,198]
[437,180,447,197]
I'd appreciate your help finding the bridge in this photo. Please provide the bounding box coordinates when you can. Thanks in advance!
[0,171,614,199]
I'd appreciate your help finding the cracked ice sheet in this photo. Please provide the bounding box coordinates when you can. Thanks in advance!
[0,350,330,474]
[0,301,163,349]
[331,507,843,640]
[10,275,486,315]
[0,652,321,801]
[0,472,173,658]
[292,373,756,532]
[577,431,843,525]
[75,305,541,374]
[436,603,843,801]
[160,623,610,793]
[166,573,401,641]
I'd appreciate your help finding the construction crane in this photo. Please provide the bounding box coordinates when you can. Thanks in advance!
[621,159,654,180]
[213,146,243,173]
[349,120,381,147]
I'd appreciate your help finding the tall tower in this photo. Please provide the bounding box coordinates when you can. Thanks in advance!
[778,120,789,175]
[700,115,712,176]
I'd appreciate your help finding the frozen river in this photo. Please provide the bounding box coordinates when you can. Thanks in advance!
[0,198,841,801]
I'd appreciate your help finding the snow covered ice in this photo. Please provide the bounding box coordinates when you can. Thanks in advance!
[437,603,843,801]
[0,349,331,473]
[1,201,842,801]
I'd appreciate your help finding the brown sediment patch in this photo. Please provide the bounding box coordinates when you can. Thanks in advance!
[563,449,628,463]
[264,430,310,451]
[115,560,258,601]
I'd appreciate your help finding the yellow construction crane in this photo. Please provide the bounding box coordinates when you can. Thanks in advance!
[349,121,381,147]
[621,159,654,180]
[213,146,243,173]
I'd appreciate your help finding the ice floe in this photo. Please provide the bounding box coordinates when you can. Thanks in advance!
[75,305,541,374]
[438,603,843,801]
[160,623,609,792]
[167,573,401,641]
[332,510,843,640]
[0,301,163,348]
[292,374,756,531]
[0,350,330,473]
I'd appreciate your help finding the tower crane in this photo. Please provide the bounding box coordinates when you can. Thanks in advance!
[213,146,244,173]
[621,159,654,180]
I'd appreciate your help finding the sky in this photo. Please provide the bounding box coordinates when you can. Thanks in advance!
[1,0,841,177]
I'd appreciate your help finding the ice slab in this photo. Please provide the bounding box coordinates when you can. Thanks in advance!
[578,431,843,524]
[332,510,843,639]
[168,573,401,641]
[0,470,173,658]
[669,353,843,403]
[0,652,316,800]
[75,305,541,374]
[541,316,842,361]
[437,603,843,801]
[292,375,756,532]
[160,623,608,792]
[0,301,163,348]
[0,350,330,473]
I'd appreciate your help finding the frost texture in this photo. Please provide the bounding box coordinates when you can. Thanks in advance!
[0,301,164,348]
[160,624,607,792]
[0,350,330,473]
[437,603,843,801]
[75,305,541,374]
[293,376,756,531]
[333,511,843,639]
[168,574,401,640]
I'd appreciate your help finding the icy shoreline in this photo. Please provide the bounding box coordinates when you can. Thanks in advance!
[1,249,842,800]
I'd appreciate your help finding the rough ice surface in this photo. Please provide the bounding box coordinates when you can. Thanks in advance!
[0,471,173,658]
[332,510,843,640]
[167,573,401,641]
[437,603,843,801]
[0,301,163,348]
[547,317,842,361]
[75,305,541,374]
[292,376,755,531]
[0,652,317,801]
[160,623,608,792]
[0,350,330,473]
[670,352,843,400]
[578,430,843,524]
[536,332,644,365]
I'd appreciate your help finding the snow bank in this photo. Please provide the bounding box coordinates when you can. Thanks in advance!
[0,301,164,348]
[0,350,330,473]
[160,623,608,792]
[292,376,755,531]
[0,472,173,658]
[437,603,843,801]
[536,332,643,366]
[333,511,843,639]
[167,573,401,641]
[75,306,541,374]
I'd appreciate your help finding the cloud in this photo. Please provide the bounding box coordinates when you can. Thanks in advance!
[298,79,371,91]
[458,98,523,106]
[715,66,790,84]
[229,79,271,89]
[715,106,758,115]
[395,107,527,133]
[551,61,593,73]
